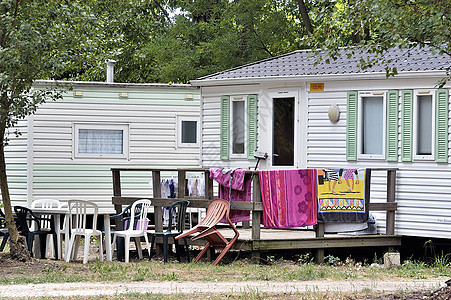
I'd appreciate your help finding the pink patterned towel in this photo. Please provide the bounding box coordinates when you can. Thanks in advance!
[258,169,318,228]
[209,168,251,223]
[209,168,245,191]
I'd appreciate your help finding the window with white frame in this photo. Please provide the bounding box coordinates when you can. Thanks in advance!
[74,124,129,159]
[231,97,246,156]
[414,92,435,159]
[358,93,386,159]
[177,116,199,147]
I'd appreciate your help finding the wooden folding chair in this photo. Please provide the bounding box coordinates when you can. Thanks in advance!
[175,199,239,265]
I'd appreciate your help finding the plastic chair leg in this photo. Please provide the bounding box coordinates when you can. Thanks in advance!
[0,233,8,251]
[143,233,151,258]
[39,234,47,259]
[116,236,125,262]
[124,236,130,263]
[65,235,76,262]
[195,242,211,262]
[163,235,169,263]
[27,234,34,256]
[174,238,181,262]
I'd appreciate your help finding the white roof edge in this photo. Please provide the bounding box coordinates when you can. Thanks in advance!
[190,70,448,87]
[34,79,196,89]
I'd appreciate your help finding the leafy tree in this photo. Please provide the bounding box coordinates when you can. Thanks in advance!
[0,0,91,259]
[307,0,451,85]
[57,0,309,83]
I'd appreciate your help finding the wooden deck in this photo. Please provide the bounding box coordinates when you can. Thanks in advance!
[221,228,401,251]
[112,168,401,263]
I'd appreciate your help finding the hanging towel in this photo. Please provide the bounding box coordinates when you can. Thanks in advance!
[209,168,245,191]
[317,168,371,223]
[258,169,318,228]
[209,168,251,223]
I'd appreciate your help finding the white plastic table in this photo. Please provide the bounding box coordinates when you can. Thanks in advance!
[31,207,116,261]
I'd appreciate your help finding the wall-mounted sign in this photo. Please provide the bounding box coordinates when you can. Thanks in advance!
[310,83,324,92]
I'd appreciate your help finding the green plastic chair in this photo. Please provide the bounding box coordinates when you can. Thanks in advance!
[150,200,190,263]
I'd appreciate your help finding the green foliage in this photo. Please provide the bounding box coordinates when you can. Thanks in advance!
[324,255,341,266]
[296,252,314,264]
[48,0,307,83]
[308,0,451,84]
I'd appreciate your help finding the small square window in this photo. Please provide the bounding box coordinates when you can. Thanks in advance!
[74,124,129,159]
[181,121,197,144]
[177,116,199,147]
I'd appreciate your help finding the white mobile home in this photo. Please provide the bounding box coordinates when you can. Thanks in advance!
[6,81,200,209]
[192,46,451,240]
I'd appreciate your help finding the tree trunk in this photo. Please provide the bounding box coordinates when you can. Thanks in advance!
[0,97,29,260]
[297,0,314,34]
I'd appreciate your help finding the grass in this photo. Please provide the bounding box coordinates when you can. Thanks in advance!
[0,253,448,300]
[0,252,449,286]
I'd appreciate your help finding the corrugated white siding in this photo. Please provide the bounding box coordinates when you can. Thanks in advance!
[304,78,451,239]
[199,76,451,239]
[28,84,200,209]
[4,119,29,206]
[201,85,260,169]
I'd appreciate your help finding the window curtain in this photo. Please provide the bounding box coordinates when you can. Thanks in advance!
[78,129,123,154]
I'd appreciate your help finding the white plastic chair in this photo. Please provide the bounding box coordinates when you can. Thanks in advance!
[65,200,103,264]
[31,199,65,259]
[111,199,151,263]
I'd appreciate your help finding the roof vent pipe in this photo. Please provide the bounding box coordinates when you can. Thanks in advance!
[106,60,116,83]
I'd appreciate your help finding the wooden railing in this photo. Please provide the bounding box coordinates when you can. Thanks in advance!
[111,167,398,261]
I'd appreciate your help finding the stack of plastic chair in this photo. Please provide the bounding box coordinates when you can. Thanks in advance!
[150,200,190,263]
[14,206,58,258]
[0,209,9,252]
[31,199,64,259]
[111,199,151,263]
[65,200,103,264]
[175,199,239,266]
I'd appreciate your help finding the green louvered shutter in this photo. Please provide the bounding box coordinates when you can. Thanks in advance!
[435,89,449,163]
[247,94,258,159]
[220,96,230,160]
[401,90,413,162]
[386,90,399,161]
[346,91,358,161]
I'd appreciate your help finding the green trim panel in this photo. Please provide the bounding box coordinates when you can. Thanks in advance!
[346,91,358,161]
[401,90,413,162]
[435,89,449,163]
[247,94,258,159]
[220,96,230,160]
[386,90,399,161]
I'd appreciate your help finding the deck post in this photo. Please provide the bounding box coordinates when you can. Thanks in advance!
[178,169,187,199]
[112,169,122,216]
[251,174,262,263]
[386,169,396,252]
[152,170,163,254]
[205,170,213,200]
[386,169,396,236]
[315,223,325,263]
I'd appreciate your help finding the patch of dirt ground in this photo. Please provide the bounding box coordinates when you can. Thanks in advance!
[0,254,449,299]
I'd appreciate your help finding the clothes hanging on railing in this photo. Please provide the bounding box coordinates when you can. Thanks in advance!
[209,168,251,223]
[187,178,205,197]
[160,178,177,226]
[258,169,318,229]
[317,168,371,223]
